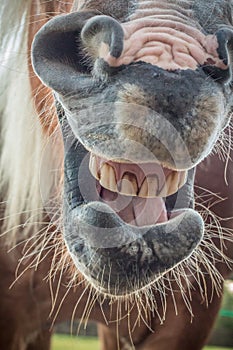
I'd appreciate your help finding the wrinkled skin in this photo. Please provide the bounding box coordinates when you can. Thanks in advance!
[6,0,232,349]
[32,0,233,296]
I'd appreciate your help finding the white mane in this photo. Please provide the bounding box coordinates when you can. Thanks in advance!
[0,0,55,242]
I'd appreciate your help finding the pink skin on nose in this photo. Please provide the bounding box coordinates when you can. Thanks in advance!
[99,18,227,70]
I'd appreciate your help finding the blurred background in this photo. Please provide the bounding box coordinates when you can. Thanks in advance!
[52,278,233,350]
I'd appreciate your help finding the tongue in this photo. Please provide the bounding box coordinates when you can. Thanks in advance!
[101,187,168,227]
[133,195,168,226]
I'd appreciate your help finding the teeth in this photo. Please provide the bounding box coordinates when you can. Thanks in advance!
[138,175,159,198]
[167,172,179,196]
[89,153,99,180]
[179,171,187,187]
[159,171,187,197]
[99,164,117,192]
[89,154,188,198]
[119,173,138,196]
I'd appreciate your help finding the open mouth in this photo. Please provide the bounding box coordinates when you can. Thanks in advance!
[31,8,230,298]
[63,139,204,297]
[89,153,187,227]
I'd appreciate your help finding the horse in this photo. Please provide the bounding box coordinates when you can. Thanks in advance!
[0,0,233,349]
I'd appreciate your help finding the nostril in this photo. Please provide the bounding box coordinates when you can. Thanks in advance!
[31,11,99,90]
[81,15,124,62]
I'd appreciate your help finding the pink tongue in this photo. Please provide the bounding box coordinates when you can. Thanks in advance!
[133,196,168,226]
[101,188,168,227]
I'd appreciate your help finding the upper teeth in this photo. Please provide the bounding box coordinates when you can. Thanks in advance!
[138,175,159,197]
[89,154,187,198]
[120,173,138,196]
[99,163,118,192]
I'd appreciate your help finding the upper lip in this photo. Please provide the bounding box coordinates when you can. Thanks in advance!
[61,127,204,295]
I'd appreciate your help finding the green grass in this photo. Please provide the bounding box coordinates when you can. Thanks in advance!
[52,335,233,350]
[204,348,233,350]
[52,335,100,350]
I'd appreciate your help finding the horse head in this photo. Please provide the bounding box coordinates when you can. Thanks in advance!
[31,1,233,297]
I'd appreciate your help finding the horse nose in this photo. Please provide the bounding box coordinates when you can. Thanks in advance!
[32,12,125,92]
[81,15,124,59]
[81,15,125,77]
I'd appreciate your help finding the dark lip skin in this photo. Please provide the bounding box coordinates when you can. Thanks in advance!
[31,11,233,296]
[60,124,203,296]
[50,62,228,296]
[54,63,229,173]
